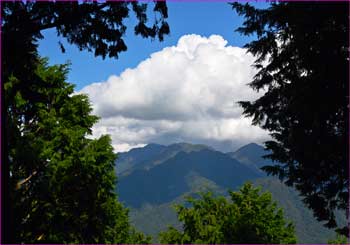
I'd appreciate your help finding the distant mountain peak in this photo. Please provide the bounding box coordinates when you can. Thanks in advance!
[145,143,165,148]
[227,142,271,176]
[169,142,192,147]
[128,142,211,151]
[235,142,264,152]
[167,142,213,151]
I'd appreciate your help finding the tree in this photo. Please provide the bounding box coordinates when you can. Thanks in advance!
[159,183,297,244]
[3,1,169,64]
[328,234,349,245]
[231,2,349,235]
[5,58,151,243]
[2,1,169,242]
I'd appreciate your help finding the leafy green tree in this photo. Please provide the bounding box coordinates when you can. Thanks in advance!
[159,183,297,244]
[5,58,150,243]
[2,1,169,243]
[328,234,349,245]
[231,2,349,235]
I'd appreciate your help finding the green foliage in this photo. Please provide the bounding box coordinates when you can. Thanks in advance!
[328,234,349,244]
[2,1,169,243]
[159,183,297,244]
[129,177,341,243]
[231,1,349,235]
[5,59,150,243]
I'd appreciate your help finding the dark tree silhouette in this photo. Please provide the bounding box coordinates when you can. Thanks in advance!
[231,1,349,236]
[2,1,169,243]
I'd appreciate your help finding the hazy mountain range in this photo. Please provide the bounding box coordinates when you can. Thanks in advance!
[115,142,342,243]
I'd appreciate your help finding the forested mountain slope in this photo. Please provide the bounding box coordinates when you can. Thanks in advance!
[116,143,343,243]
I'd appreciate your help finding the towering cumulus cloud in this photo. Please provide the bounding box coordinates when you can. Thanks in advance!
[80,34,269,152]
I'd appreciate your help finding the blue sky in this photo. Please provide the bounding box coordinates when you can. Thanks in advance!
[38,1,268,90]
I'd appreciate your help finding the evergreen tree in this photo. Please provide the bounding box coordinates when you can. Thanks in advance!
[159,183,297,244]
[231,1,349,235]
[2,1,169,242]
[5,58,150,243]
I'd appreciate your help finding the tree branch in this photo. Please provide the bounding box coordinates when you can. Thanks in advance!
[16,170,37,190]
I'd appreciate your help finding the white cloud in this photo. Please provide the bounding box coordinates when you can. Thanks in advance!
[112,143,147,153]
[80,34,269,152]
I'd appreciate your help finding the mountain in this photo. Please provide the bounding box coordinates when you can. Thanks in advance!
[118,148,260,207]
[115,142,342,243]
[129,177,340,244]
[228,142,272,175]
[116,142,210,176]
[116,143,166,174]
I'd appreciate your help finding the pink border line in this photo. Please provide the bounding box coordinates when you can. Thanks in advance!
[0,0,349,244]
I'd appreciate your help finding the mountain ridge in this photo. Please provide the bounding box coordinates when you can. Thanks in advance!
[115,142,342,243]
[116,142,213,176]
[118,148,260,207]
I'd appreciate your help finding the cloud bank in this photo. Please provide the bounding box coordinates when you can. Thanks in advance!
[80,34,269,152]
